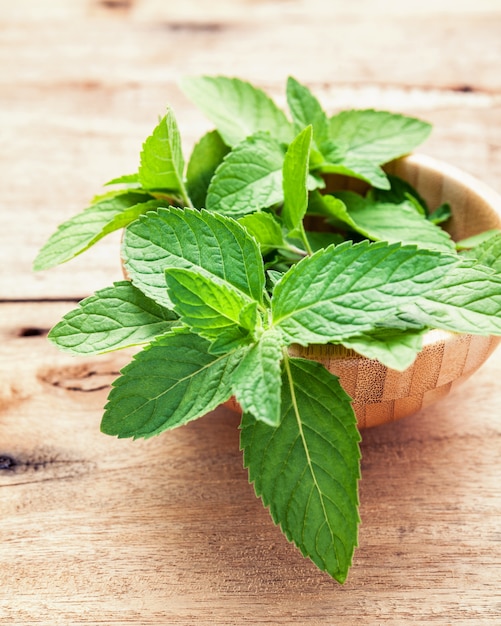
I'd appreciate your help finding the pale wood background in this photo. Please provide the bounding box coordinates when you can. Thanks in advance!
[1,1,501,624]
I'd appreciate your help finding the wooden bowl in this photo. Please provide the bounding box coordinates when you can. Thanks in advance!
[289,154,501,428]
[225,154,501,427]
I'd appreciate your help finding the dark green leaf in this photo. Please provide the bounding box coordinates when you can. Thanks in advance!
[241,356,361,583]
[101,329,244,438]
[186,130,230,209]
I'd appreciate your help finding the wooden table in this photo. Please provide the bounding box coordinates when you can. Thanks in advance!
[1,1,501,623]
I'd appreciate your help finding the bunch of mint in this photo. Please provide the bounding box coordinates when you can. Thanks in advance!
[34,76,501,582]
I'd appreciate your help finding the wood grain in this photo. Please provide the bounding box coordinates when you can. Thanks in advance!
[1,1,501,623]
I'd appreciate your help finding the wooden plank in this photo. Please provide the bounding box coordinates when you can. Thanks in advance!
[1,302,500,624]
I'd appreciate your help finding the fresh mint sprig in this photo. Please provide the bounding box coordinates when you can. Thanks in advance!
[34,75,501,583]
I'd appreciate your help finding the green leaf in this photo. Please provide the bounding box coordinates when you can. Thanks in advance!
[459,230,501,258]
[180,75,293,146]
[340,327,428,371]
[400,263,501,335]
[328,109,432,164]
[334,191,455,252]
[428,203,452,225]
[286,77,330,146]
[165,267,260,352]
[232,329,284,426]
[206,132,286,216]
[282,126,313,231]
[186,130,230,209]
[105,173,141,187]
[271,240,459,345]
[33,192,158,271]
[241,356,361,583]
[123,207,265,308]
[138,109,186,194]
[239,212,286,255]
[315,148,390,190]
[101,329,244,439]
[48,281,178,355]
[368,174,428,215]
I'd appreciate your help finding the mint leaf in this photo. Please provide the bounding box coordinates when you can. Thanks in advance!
[165,267,260,352]
[124,207,265,308]
[286,77,330,146]
[180,76,293,146]
[315,149,390,190]
[328,109,432,164]
[232,328,284,426]
[400,263,501,335]
[101,329,244,439]
[282,126,313,231]
[272,241,459,345]
[105,173,140,187]
[186,130,230,209]
[206,132,286,216]
[340,327,428,371]
[241,356,361,583]
[138,109,186,196]
[33,192,157,271]
[428,203,452,225]
[460,231,501,263]
[239,212,286,255]
[368,174,428,215]
[334,192,455,252]
[48,281,178,355]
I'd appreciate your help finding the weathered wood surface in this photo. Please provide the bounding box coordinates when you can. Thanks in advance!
[1,1,501,624]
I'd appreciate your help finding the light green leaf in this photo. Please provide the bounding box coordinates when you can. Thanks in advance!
[315,148,390,190]
[186,130,230,209]
[138,109,186,194]
[206,132,286,216]
[33,192,158,271]
[286,77,330,146]
[272,240,459,345]
[328,109,432,164]
[340,327,428,371]
[123,207,265,308]
[105,173,141,187]
[232,329,284,426]
[239,212,286,255]
[282,126,313,231]
[334,191,455,252]
[180,75,293,146]
[48,281,178,355]
[307,190,360,231]
[460,231,501,261]
[165,267,259,353]
[101,329,244,439]
[400,263,501,335]
[241,356,361,583]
